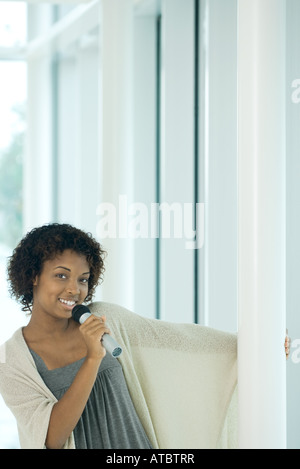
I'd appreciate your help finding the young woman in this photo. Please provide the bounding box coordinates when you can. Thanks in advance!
[3,223,152,449]
[0,223,289,449]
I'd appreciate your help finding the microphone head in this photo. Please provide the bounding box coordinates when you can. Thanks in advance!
[72,304,90,323]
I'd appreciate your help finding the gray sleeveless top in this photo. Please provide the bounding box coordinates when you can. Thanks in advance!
[30,350,152,449]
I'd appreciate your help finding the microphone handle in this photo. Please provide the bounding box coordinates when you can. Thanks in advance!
[102,334,123,358]
[79,313,122,358]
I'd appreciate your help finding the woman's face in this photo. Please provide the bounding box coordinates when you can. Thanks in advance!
[32,249,90,320]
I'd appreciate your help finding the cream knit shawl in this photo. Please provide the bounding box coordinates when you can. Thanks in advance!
[0,302,238,449]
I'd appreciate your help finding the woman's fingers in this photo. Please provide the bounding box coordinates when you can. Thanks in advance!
[79,315,110,359]
[285,332,291,360]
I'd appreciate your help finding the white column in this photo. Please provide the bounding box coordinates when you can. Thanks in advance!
[98,0,134,309]
[25,55,54,232]
[160,0,195,323]
[238,0,286,449]
[200,0,238,332]
[133,16,157,318]
[76,41,100,235]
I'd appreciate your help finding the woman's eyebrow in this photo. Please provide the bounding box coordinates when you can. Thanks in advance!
[54,266,90,275]
[54,266,71,272]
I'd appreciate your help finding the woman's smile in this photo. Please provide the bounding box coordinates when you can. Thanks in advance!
[58,298,78,310]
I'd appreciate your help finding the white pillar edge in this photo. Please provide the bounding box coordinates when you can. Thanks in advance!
[237,0,286,449]
[98,0,135,310]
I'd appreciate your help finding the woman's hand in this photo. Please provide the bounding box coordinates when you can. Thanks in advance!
[79,314,110,361]
[285,330,291,360]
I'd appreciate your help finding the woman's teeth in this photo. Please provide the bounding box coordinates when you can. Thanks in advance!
[59,298,76,307]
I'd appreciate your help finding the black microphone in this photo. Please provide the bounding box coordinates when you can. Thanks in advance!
[72,304,122,358]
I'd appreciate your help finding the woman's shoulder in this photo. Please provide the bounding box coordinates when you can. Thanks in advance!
[0,327,32,370]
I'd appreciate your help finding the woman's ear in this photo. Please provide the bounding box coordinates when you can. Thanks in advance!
[32,275,38,287]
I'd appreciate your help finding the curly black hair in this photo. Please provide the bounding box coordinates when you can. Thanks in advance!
[7,223,106,312]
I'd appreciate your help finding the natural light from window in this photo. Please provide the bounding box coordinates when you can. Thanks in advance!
[0,1,28,449]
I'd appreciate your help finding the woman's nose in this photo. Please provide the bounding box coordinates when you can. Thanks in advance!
[66,279,80,295]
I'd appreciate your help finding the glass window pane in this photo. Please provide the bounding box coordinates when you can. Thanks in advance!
[0,4,27,450]
[0,62,26,448]
[0,61,27,448]
[0,61,26,250]
[0,2,27,48]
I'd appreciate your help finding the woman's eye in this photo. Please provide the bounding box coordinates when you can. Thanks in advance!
[80,278,89,284]
[55,274,88,284]
[56,273,67,279]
